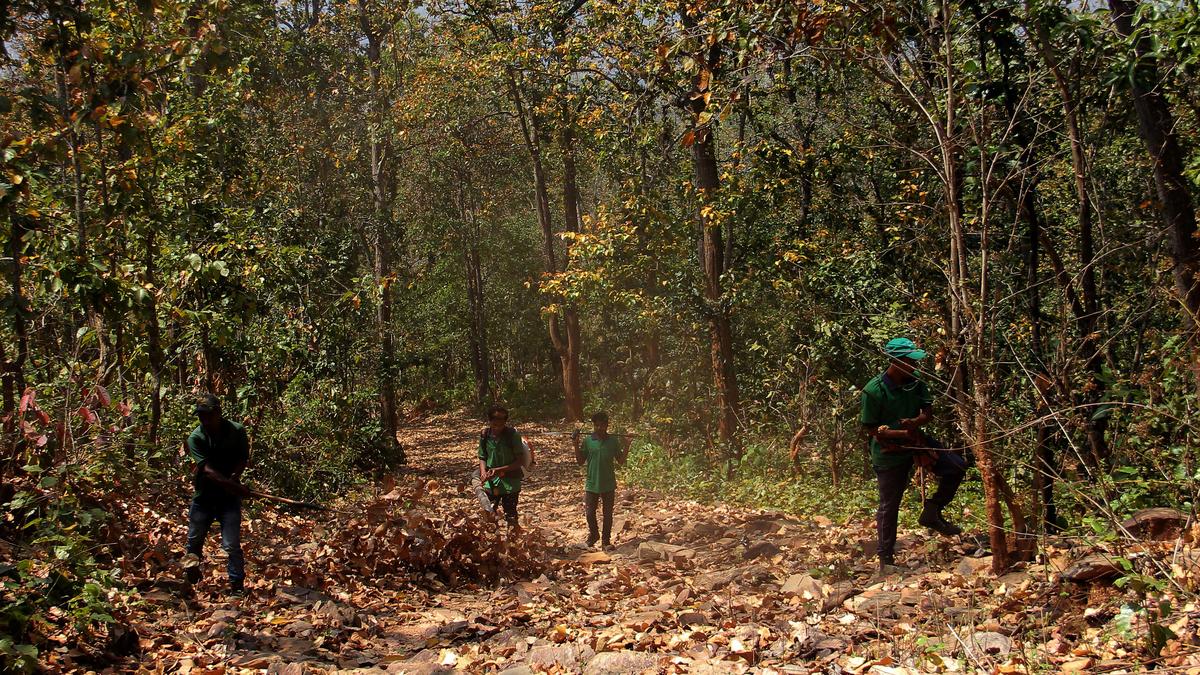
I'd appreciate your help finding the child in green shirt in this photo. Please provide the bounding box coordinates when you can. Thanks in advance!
[572,411,632,549]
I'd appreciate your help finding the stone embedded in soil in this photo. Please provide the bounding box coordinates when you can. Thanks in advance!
[1121,507,1187,541]
[955,555,993,577]
[969,631,1013,656]
[527,642,596,669]
[743,540,781,560]
[1061,555,1121,583]
[780,574,824,598]
[584,650,662,674]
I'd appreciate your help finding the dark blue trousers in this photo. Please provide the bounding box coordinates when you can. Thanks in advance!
[186,496,245,583]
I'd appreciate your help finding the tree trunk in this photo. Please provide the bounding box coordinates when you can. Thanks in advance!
[145,226,163,450]
[559,124,585,422]
[360,3,403,463]
[461,191,491,405]
[1109,0,1200,354]
[504,70,584,420]
[1028,7,1111,470]
[681,8,742,455]
[6,213,28,416]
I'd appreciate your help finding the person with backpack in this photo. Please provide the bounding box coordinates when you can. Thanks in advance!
[572,411,633,550]
[477,404,531,529]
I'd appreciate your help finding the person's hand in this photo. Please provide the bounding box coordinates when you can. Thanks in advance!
[898,417,919,430]
[234,483,253,498]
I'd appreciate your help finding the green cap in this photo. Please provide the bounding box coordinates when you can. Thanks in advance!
[884,337,927,360]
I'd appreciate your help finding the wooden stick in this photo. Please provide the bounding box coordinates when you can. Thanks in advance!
[248,490,342,513]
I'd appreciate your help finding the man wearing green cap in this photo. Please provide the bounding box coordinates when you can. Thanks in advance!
[861,338,966,573]
[184,393,252,595]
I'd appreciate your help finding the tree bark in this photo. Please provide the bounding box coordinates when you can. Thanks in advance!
[1109,0,1200,352]
[360,3,403,463]
[1028,6,1111,471]
[559,123,585,422]
[682,22,742,454]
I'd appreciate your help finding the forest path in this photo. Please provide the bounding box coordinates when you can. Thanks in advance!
[123,412,1085,674]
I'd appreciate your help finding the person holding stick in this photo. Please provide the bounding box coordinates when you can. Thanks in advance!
[183,394,252,595]
[573,411,633,550]
[860,338,967,574]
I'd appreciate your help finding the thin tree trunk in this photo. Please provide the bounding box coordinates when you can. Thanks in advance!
[1109,0,1200,359]
[680,5,742,455]
[559,123,585,422]
[504,69,583,420]
[360,3,403,462]
[1028,8,1111,470]
[145,226,163,450]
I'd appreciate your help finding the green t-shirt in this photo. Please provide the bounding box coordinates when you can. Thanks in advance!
[478,427,524,496]
[187,419,250,500]
[581,434,621,494]
[860,372,933,470]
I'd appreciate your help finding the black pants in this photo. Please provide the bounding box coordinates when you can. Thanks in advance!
[875,448,967,559]
[585,490,615,545]
[489,492,519,527]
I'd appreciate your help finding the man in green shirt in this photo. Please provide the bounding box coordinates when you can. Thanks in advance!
[477,405,530,529]
[572,411,632,549]
[184,394,252,594]
[860,338,966,573]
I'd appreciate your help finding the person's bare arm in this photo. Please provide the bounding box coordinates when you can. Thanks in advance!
[479,458,490,481]
[898,406,933,431]
[199,463,251,496]
[864,424,919,452]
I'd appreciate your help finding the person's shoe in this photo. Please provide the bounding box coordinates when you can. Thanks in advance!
[184,566,201,585]
[919,502,963,537]
[877,555,903,576]
[228,580,246,597]
[601,541,613,551]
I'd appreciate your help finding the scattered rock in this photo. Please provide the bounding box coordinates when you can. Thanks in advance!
[584,650,661,674]
[780,574,824,599]
[637,541,686,562]
[1061,555,1121,583]
[846,590,902,615]
[685,521,723,539]
[1121,508,1187,541]
[677,611,707,626]
[821,583,858,613]
[527,642,595,669]
[742,518,783,535]
[692,567,742,591]
[955,555,993,577]
[968,631,1012,656]
[743,541,781,560]
[498,667,535,675]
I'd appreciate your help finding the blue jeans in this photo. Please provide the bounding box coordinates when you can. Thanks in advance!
[186,496,244,583]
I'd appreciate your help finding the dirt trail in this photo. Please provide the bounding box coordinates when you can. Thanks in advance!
[112,412,1171,674]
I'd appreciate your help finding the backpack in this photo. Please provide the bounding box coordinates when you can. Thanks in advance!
[479,427,528,479]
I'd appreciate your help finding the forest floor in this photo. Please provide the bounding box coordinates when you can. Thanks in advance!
[79,412,1200,674]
